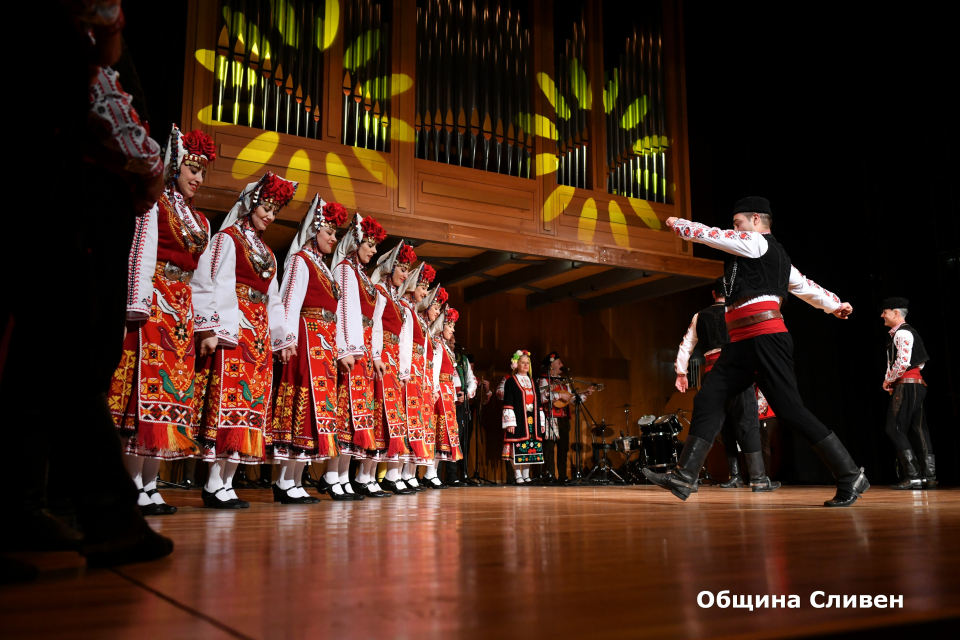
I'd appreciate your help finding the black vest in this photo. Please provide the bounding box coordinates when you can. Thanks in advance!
[723,233,792,303]
[695,303,729,353]
[887,323,930,370]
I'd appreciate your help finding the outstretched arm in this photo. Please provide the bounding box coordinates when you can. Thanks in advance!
[788,266,848,317]
[666,218,767,258]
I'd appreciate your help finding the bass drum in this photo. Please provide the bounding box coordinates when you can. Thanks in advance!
[641,431,680,469]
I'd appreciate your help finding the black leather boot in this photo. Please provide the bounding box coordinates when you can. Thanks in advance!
[745,452,780,492]
[813,432,870,507]
[719,457,745,488]
[921,454,937,489]
[891,450,921,490]
[642,436,713,501]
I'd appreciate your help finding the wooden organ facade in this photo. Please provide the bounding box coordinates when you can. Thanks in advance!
[184,0,721,297]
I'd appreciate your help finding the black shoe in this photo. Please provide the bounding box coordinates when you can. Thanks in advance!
[745,452,781,492]
[325,482,355,501]
[719,457,745,488]
[201,487,247,509]
[425,477,449,490]
[406,479,429,492]
[642,435,712,501]
[144,489,178,514]
[182,478,197,490]
[381,479,416,495]
[83,520,174,569]
[920,454,937,489]
[447,477,465,487]
[813,432,870,507]
[297,486,322,503]
[272,484,316,504]
[138,490,166,516]
[360,482,392,498]
[892,450,922,490]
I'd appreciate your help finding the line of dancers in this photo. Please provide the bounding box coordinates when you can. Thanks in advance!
[107,125,464,511]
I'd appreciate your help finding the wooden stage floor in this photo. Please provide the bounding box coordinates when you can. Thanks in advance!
[3,485,959,640]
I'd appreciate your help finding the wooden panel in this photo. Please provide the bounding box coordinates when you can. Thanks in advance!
[532,264,611,290]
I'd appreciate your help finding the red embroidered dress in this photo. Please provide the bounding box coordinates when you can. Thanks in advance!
[333,254,378,454]
[433,340,463,462]
[271,247,340,461]
[192,225,283,463]
[108,187,209,459]
[373,283,413,458]
[400,299,430,460]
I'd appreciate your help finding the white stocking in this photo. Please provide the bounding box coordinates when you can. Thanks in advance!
[514,465,523,481]
[142,458,164,504]
[424,461,438,480]
[401,463,415,480]
[325,456,344,495]
[205,460,232,501]
[276,459,296,490]
[293,460,309,498]
[522,465,531,481]
[125,455,153,506]
[223,460,239,500]
[385,461,401,482]
[339,455,355,494]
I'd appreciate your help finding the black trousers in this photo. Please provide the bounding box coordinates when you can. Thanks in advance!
[884,384,933,455]
[443,404,471,480]
[718,385,762,458]
[690,333,831,447]
[543,417,572,480]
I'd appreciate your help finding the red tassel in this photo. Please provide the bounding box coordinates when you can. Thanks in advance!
[353,426,376,451]
[409,439,427,459]
[216,427,264,459]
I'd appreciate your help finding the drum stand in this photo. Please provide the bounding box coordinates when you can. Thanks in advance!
[568,383,589,485]
[584,419,624,484]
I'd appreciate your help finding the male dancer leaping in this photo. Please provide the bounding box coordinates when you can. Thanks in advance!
[646,196,868,507]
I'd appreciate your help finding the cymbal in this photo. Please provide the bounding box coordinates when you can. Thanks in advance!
[615,403,632,409]
[591,426,614,438]
[570,442,586,452]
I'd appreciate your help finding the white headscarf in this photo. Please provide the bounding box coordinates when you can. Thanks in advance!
[162,124,214,184]
[285,194,326,270]
[398,262,424,298]
[219,173,299,232]
[332,212,364,270]
[369,240,406,286]
[417,283,441,313]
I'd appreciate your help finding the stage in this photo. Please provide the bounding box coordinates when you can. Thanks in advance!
[3,486,959,639]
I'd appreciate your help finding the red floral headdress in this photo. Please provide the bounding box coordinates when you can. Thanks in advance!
[397,244,418,267]
[361,216,387,245]
[320,201,348,230]
[259,173,297,209]
[418,263,436,286]
[434,287,449,307]
[182,129,217,164]
[444,307,460,325]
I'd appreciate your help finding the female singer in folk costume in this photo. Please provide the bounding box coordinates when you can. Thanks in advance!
[424,304,464,488]
[108,126,216,515]
[322,213,387,500]
[397,264,438,491]
[191,172,294,508]
[502,350,547,484]
[370,242,419,495]
[271,196,348,504]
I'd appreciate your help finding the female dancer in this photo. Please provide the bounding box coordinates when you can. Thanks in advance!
[501,351,546,484]
[108,126,216,515]
[423,305,464,488]
[272,195,348,504]
[324,213,387,500]
[370,242,418,495]
[397,264,437,491]
[192,172,295,508]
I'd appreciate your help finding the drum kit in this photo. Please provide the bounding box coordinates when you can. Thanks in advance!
[605,406,688,484]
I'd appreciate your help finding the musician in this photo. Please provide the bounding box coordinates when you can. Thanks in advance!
[538,352,595,484]
[675,279,777,491]
[652,197,866,507]
[881,298,936,489]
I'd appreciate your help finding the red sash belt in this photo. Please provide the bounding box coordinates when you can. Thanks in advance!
[726,301,787,342]
[897,368,923,383]
[704,351,721,373]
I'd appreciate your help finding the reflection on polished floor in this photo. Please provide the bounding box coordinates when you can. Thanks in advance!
[3,486,959,640]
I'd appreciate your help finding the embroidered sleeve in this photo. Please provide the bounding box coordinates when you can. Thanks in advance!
[756,388,769,416]
[192,231,228,336]
[334,263,365,360]
[192,233,238,348]
[371,288,387,361]
[788,265,841,313]
[502,407,517,429]
[276,256,309,351]
[126,201,158,320]
[885,330,913,383]
[397,305,414,381]
[671,218,767,258]
[496,376,507,400]
[675,312,699,374]
[88,67,162,178]
[267,271,285,352]
[432,341,443,390]
[538,377,553,404]
[466,362,477,398]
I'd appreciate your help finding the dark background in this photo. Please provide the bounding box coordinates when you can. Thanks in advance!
[122,0,958,485]
[682,1,958,484]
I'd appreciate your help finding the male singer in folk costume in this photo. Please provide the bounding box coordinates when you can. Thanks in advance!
[538,352,595,484]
